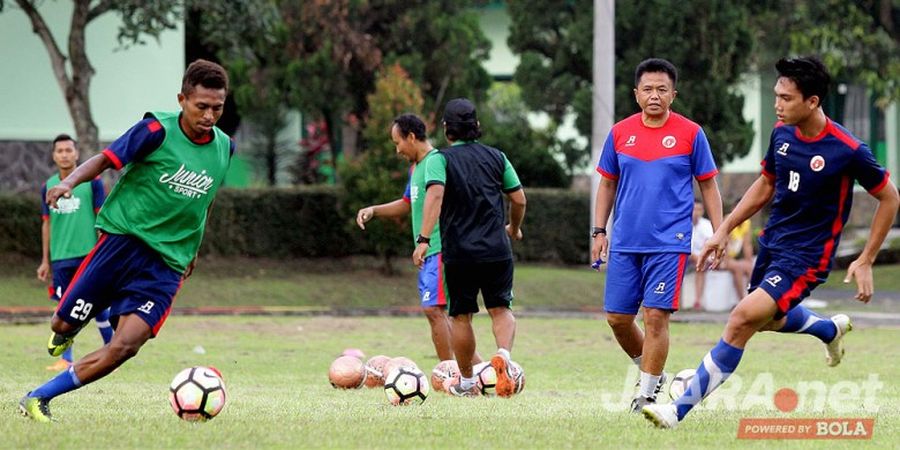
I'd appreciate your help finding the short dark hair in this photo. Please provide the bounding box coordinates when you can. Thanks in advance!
[634,58,678,87]
[51,133,76,151]
[444,121,482,142]
[775,56,831,102]
[182,59,229,95]
[392,114,427,141]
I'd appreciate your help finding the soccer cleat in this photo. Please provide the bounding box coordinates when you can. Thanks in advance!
[825,314,852,367]
[19,394,52,423]
[45,359,72,372]
[447,383,481,398]
[653,373,668,398]
[490,353,515,397]
[630,395,656,413]
[642,403,679,429]
[47,332,75,358]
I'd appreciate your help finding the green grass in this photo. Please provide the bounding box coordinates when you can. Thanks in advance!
[1,316,896,448]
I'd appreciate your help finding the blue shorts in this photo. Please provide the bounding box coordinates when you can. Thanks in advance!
[749,246,828,320]
[418,253,448,308]
[56,233,183,337]
[603,252,688,315]
[50,257,84,301]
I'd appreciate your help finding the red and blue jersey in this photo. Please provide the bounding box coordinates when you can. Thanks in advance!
[597,112,718,253]
[759,118,889,266]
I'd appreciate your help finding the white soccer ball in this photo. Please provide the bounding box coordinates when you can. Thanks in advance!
[669,368,696,400]
[384,366,429,405]
[473,362,497,396]
[509,360,525,394]
[169,366,227,421]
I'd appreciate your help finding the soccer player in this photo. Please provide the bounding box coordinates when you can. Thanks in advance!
[19,59,235,422]
[643,56,899,428]
[413,98,526,398]
[592,58,723,412]
[37,134,113,371]
[356,113,481,365]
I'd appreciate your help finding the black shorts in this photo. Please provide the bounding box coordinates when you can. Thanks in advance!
[444,259,514,316]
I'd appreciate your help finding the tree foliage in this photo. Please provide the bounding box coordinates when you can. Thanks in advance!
[478,83,571,188]
[339,65,424,272]
[744,0,900,108]
[508,0,755,166]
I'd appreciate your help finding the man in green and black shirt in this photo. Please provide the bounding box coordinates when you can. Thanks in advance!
[413,98,527,398]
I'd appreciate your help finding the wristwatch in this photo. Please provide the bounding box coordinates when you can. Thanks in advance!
[591,227,607,238]
[416,234,431,246]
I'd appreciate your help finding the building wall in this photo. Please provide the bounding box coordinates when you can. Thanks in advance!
[0,2,184,141]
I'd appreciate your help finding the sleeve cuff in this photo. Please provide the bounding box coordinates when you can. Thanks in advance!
[596,167,619,180]
[695,169,719,181]
[402,196,411,204]
[502,185,523,194]
[425,180,445,188]
[102,149,123,170]
[867,171,890,195]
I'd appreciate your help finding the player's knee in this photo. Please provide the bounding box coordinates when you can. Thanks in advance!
[50,315,75,334]
[643,309,670,334]
[423,307,447,323]
[726,308,758,334]
[107,341,142,363]
[606,314,633,332]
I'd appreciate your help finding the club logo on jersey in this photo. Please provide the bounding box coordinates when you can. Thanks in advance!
[661,135,677,149]
[766,275,782,287]
[625,135,637,147]
[52,196,82,214]
[777,142,790,156]
[159,164,215,199]
[675,232,685,240]
[810,155,826,172]
[653,282,666,294]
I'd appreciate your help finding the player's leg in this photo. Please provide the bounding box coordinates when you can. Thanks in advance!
[481,259,517,397]
[643,288,777,428]
[419,253,453,361]
[604,252,645,364]
[443,262,481,397]
[47,261,78,371]
[71,314,153,383]
[633,253,687,411]
[94,307,114,345]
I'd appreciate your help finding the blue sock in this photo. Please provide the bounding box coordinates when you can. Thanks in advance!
[29,366,82,401]
[95,308,114,344]
[62,347,74,363]
[778,305,837,343]
[674,339,744,421]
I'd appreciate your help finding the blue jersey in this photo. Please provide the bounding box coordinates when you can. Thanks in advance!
[759,119,889,266]
[597,112,718,253]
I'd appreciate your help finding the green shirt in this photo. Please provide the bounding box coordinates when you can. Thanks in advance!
[95,111,232,272]
[42,174,103,261]
[405,149,442,257]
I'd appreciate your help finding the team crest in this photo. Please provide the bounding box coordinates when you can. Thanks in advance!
[661,135,676,149]
[625,135,637,146]
[810,155,825,172]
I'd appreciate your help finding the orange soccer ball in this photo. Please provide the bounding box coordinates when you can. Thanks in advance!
[328,355,367,389]
[363,355,391,388]
[431,360,460,392]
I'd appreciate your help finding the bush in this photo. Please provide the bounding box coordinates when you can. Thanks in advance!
[0,188,592,264]
[0,193,42,256]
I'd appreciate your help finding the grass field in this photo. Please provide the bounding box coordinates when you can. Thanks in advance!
[1,316,897,449]
[3,253,900,311]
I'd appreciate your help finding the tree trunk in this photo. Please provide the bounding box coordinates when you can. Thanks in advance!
[16,0,101,158]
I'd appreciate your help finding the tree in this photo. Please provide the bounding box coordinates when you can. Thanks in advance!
[508,0,756,165]
[1,0,182,157]
[478,83,571,188]
[745,0,900,108]
[339,64,424,273]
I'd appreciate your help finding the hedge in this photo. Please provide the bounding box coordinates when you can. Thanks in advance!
[0,187,591,264]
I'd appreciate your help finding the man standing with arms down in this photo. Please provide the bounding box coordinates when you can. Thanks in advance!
[20,59,234,422]
[413,98,526,397]
[38,134,113,371]
[643,56,899,428]
[592,58,723,412]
